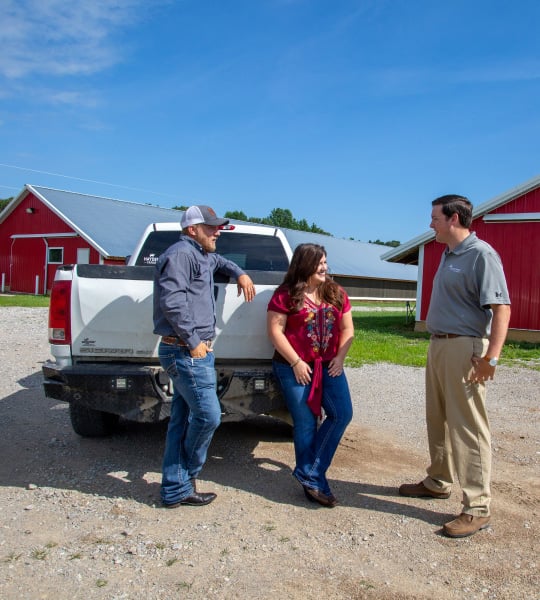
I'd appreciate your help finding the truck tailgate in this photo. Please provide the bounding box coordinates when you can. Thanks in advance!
[70,265,158,358]
[70,265,282,361]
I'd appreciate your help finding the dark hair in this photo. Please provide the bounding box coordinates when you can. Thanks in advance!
[281,243,344,312]
[432,194,473,228]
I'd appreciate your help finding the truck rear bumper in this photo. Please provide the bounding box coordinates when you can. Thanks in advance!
[42,362,171,423]
[42,361,286,423]
[216,365,286,421]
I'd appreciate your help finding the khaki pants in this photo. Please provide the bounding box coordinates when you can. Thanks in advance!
[424,335,491,516]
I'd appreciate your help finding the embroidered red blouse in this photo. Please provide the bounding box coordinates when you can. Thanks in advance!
[267,285,351,416]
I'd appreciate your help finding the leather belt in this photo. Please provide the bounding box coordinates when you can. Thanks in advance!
[431,333,462,339]
[161,336,213,349]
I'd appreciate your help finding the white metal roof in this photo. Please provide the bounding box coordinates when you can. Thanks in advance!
[1,184,417,281]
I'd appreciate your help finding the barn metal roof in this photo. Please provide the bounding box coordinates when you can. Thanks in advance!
[26,185,182,258]
[4,184,416,281]
[280,228,416,281]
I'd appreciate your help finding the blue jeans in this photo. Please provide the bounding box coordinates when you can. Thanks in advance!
[273,361,353,496]
[158,343,221,505]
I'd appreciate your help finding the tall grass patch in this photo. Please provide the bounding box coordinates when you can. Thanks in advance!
[0,294,50,307]
[348,311,539,370]
[348,312,430,367]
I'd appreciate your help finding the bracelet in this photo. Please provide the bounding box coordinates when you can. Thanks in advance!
[290,358,301,368]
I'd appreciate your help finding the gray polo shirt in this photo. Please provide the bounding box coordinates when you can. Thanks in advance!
[153,235,245,349]
[426,232,510,337]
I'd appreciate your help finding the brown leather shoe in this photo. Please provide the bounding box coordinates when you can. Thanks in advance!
[303,486,339,508]
[399,481,451,499]
[443,513,490,538]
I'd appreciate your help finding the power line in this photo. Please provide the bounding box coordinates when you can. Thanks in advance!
[0,163,178,199]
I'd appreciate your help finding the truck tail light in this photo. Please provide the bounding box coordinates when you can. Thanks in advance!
[49,279,72,344]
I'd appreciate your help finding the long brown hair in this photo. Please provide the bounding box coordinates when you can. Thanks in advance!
[281,243,344,312]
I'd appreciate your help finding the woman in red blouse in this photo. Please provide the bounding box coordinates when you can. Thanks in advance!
[267,243,354,507]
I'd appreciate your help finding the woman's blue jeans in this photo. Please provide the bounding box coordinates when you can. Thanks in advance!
[158,343,221,505]
[273,361,353,496]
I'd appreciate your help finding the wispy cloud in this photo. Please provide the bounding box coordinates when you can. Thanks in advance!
[0,0,172,109]
[48,90,100,108]
[0,0,151,79]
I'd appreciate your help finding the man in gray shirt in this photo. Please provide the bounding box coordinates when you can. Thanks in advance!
[154,205,255,507]
[399,195,511,538]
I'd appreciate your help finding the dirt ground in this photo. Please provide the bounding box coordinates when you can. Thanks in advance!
[0,308,538,599]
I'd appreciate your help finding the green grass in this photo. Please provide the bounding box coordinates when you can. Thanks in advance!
[0,294,49,307]
[349,312,430,367]
[348,311,540,370]
[500,341,540,370]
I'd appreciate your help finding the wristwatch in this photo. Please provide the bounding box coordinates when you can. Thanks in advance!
[483,356,499,367]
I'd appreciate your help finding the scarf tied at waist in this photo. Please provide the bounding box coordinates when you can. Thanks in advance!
[307,355,328,417]
[272,351,330,417]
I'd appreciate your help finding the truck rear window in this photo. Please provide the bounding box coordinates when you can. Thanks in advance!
[135,231,289,272]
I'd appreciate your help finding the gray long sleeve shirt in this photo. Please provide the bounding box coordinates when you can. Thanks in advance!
[153,235,245,349]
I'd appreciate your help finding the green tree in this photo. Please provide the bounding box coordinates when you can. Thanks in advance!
[171,205,189,211]
[222,206,330,235]
[369,239,401,247]
[309,223,329,235]
[224,210,248,221]
[266,208,295,229]
[0,197,13,212]
[264,208,331,235]
[297,218,310,231]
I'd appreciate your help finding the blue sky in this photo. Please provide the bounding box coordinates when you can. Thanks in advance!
[1,0,539,243]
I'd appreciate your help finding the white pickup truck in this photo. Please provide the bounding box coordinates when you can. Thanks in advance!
[42,222,293,436]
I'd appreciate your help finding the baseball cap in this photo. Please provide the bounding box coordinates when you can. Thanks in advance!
[181,205,229,229]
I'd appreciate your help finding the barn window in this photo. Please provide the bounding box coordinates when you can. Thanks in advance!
[48,247,64,264]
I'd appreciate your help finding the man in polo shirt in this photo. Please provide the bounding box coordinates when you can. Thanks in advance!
[153,205,256,507]
[399,194,511,537]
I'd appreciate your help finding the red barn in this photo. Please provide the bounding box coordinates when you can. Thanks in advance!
[382,175,540,342]
[0,185,185,294]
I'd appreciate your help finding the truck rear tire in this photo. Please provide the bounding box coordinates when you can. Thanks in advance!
[69,402,120,437]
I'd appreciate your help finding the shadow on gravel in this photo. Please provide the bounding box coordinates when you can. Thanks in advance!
[1,370,294,508]
[342,481,455,527]
[0,370,164,503]
[1,369,449,526]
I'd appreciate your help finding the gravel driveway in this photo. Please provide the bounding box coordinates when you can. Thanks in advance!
[0,307,538,599]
